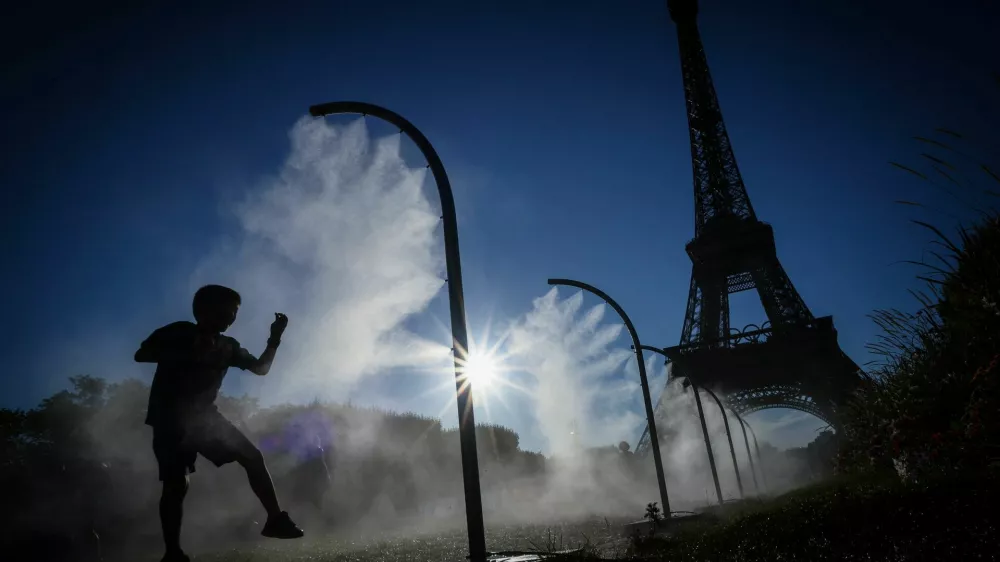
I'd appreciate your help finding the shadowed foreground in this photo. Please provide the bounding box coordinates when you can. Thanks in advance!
[137,473,1000,562]
[631,473,999,562]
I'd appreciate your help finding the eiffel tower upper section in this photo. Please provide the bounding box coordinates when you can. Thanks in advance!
[668,0,815,349]
[633,1,863,456]
[669,0,756,238]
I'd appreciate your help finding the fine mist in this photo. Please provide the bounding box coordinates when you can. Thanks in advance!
[191,116,448,404]
[507,288,641,457]
[501,288,815,517]
[2,117,822,562]
[497,287,655,521]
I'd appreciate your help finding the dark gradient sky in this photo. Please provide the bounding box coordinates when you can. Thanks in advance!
[2,0,997,449]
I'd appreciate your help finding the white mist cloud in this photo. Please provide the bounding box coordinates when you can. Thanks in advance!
[649,369,823,505]
[506,287,648,455]
[175,113,814,517]
[192,116,448,404]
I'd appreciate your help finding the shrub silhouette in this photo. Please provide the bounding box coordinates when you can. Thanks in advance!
[839,122,1000,479]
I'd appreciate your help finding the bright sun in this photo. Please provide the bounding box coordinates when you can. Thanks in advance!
[463,352,498,390]
[421,330,527,421]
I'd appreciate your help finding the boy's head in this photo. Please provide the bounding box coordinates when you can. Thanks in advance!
[193,284,242,332]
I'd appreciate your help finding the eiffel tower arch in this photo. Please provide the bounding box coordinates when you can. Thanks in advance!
[636,0,864,456]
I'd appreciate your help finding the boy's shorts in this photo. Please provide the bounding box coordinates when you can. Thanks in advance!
[152,409,258,481]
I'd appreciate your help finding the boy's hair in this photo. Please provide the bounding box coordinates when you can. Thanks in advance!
[192,284,242,323]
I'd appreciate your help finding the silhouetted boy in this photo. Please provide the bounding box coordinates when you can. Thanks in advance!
[135,285,303,562]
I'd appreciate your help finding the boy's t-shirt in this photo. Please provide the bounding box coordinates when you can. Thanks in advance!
[140,321,257,428]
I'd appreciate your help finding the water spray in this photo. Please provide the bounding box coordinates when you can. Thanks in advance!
[546,278,672,518]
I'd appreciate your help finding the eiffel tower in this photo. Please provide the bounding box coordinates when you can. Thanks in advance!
[635,0,863,456]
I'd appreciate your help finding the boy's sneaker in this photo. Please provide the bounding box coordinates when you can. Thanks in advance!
[161,551,191,562]
[261,511,304,539]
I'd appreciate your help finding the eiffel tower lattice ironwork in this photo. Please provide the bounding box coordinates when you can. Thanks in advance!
[635,0,863,456]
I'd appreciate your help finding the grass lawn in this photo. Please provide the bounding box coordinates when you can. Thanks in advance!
[166,473,997,562]
[185,518,630,562]
[630,472,999,561]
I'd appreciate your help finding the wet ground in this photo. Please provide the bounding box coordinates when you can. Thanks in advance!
[197,518,633,562]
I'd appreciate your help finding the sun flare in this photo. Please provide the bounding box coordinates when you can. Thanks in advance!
[463,351,498,390]
[415,321,531,423]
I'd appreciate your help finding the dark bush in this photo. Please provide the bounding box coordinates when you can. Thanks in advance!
[838,127,1000,480]
[630,473,1000,561]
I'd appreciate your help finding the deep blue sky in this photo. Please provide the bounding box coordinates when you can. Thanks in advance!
[3,0,997,450]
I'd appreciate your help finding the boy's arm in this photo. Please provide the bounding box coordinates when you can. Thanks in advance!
[232,312,288,376]
[233,342,280,376]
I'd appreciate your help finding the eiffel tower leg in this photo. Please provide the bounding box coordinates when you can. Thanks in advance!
[701,278,729,345]
[751,258,812,325]
[680,273,701,345]
[681,272,730,346]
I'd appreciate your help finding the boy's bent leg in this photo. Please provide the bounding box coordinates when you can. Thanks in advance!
[234,439,306,538]
[240,445,281,517]
[197,413,303,538]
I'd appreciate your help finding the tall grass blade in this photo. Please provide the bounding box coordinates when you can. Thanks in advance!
[921,153,956,170]
[902,259,949,278]
[890,162,928,180]
[932,166,962,188]
[912,220,963,255]
[982,164,1000,184]
[913,136,953,150]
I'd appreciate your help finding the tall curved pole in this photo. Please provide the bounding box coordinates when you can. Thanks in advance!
[637,345,721,506]
[683,379,724,506]
[730,410,760,493]
[698,386,744,499]
[741,416,769,493]
[309,102,486,562]
[547,279,671,516]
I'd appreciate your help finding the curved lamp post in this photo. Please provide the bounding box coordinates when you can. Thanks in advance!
[637,345,723,506]
[696,385,744,499]
[728,410,761,493]
[547,279,671,516]
[739,415,769,493]
[641,344,767,499]
[309,102,486,562]
[681,378,723,506]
